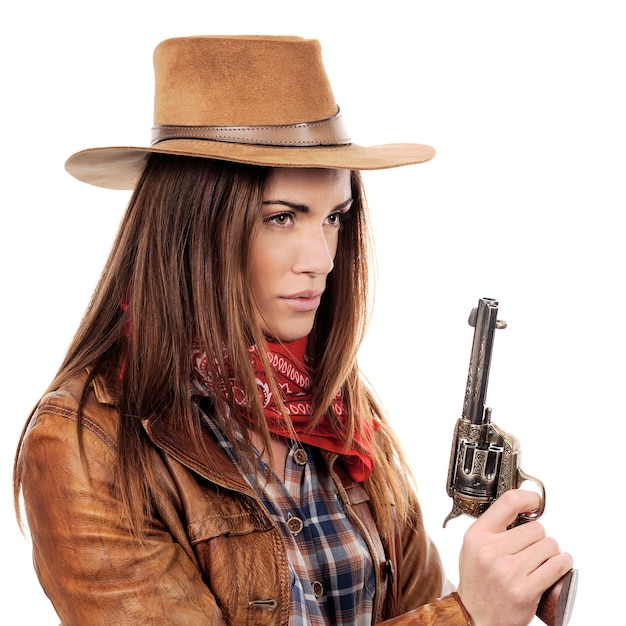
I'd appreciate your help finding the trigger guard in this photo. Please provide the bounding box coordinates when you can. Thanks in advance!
[516,468,546,521]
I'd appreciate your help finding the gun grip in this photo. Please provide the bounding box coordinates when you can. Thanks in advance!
[536,569,578,626]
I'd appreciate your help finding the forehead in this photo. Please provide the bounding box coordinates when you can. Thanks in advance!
[264,167,351,199]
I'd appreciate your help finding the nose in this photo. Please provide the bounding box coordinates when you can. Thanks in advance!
[292,227,335,276]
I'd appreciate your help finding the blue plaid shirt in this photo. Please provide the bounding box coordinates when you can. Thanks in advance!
[200,409,376,625]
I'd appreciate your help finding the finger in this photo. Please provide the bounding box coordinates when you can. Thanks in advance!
[479,489,543,532]
[515,534,560,573]
[503,518,547,554]
[528,552,575,597]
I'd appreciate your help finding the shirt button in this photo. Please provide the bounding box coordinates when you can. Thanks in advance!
[312,580,324,598]
[286,516,304,535]
[293,448,308,465]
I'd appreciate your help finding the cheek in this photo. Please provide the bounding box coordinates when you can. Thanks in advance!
[249,241,283,299]
[249,254,268,297]
[329,232,341,261]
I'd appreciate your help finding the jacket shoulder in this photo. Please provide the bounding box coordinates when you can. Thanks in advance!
[25,371,119,454]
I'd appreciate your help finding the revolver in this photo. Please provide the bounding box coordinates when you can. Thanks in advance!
[444,297,577,626]
[444,297,545,526]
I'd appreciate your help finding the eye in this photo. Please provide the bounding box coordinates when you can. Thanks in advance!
[325,210,350,228]
[265,211,294,227]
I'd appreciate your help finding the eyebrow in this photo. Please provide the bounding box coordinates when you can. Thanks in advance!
[262,198,353,213]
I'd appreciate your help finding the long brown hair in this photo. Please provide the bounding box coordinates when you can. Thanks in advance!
[14,154,415,542]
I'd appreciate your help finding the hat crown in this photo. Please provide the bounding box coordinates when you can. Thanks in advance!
[153,36,338,127]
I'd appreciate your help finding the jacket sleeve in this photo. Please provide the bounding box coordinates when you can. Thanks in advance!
[379,492,473,625]
[379,593,472,625]
[19,393,227,626]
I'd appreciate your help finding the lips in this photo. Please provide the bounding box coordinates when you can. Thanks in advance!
[281,290,323,313]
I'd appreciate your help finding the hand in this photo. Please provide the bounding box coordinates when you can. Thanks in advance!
[456,489,574,626]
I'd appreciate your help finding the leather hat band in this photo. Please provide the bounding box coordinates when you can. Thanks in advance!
[151,110,350,147]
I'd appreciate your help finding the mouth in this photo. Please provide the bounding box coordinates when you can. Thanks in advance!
[280,290,324,313]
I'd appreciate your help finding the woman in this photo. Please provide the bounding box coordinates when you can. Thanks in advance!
[14,35,572,625]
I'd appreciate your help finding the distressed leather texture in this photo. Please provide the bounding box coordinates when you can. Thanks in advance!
[20,370,471,625]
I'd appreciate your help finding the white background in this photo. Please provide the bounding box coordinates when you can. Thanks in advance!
[2,2,623,624]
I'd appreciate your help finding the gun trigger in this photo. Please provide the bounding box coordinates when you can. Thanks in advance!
[516,468,546,521]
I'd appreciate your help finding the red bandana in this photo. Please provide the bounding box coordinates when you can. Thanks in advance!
[192,336,377,482]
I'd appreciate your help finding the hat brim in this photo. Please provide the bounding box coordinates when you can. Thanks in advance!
[64,139,436,190]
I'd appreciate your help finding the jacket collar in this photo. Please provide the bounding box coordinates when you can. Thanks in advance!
[89,369,352,497]
[90,369,254,495]
[91,366,121,406]
[142,408,256,496]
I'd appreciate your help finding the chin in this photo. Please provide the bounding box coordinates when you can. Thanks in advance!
[266,322,314,343]
[272,331,311,343]
[259,310,317,343]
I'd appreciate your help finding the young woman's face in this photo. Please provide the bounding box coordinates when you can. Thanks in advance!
[250,167,352,342]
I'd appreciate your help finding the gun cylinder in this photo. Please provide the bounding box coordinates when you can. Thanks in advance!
[454,436,503,499]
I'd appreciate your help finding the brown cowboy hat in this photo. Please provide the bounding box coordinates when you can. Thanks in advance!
[65,35,435,190]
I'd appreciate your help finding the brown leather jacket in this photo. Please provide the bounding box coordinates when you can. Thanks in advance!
[19,371,472,625]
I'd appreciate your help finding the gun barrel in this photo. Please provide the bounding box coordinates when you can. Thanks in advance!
[462,297,505,425]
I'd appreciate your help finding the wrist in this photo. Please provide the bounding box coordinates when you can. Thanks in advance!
[448,592,474,626]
